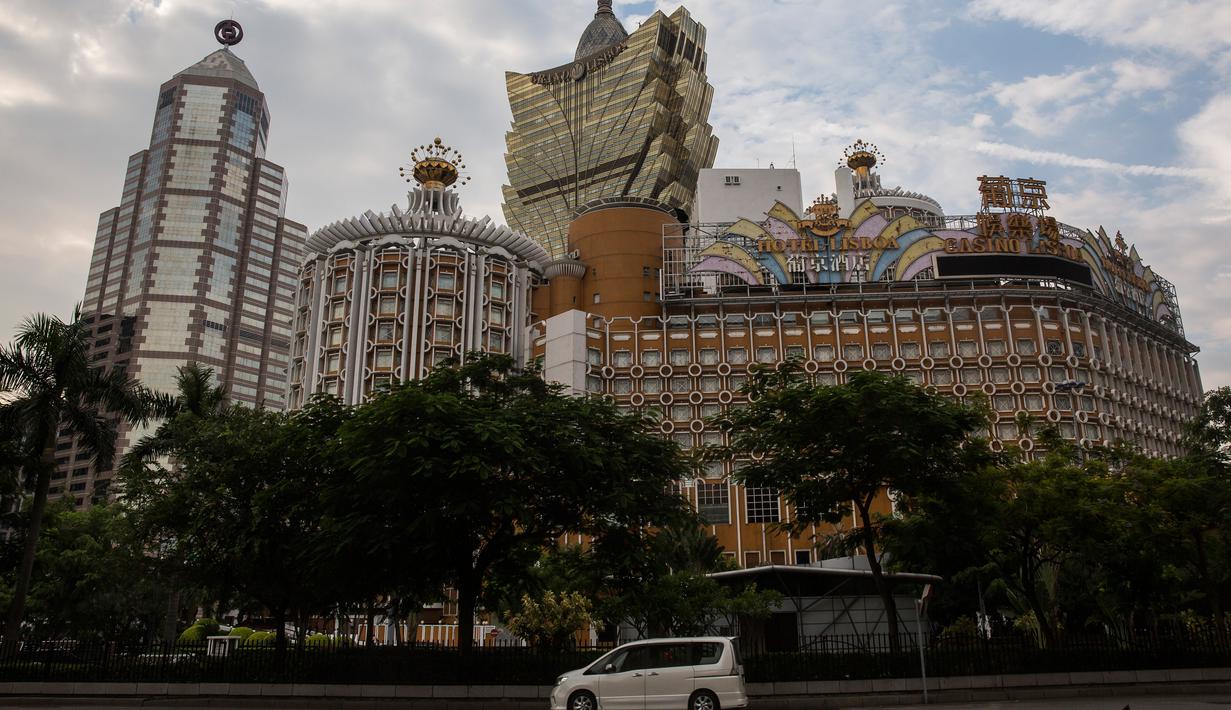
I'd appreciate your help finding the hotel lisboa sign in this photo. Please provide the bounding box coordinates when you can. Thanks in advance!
[688,175,1178,329]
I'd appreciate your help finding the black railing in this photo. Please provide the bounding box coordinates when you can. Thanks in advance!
[744,629,1231,682]
[0,641,606,686]
[1,629,1227,686]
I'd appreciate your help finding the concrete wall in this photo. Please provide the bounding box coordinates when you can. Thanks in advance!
[695,168,803,225]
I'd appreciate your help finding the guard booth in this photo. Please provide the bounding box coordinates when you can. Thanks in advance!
[708,560,941,653]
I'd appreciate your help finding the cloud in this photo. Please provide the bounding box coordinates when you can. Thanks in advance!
[991,60,1176,135]
[968,0,1231,59]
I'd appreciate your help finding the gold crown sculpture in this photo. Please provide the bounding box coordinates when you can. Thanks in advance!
[400,137,470,190]
[843,139,884,174]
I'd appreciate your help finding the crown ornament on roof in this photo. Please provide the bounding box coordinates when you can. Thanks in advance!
[843,139,884,173]
[399,137,469,191]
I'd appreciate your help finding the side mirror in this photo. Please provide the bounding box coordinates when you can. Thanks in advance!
[604,663,616,673]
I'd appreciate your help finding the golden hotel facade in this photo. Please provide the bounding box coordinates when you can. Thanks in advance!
[530,143,1203,568]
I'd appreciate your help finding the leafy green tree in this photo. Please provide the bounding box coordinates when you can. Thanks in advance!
[716,368,986,651]
[326,353,693,652]
[15,502,165,641]
[122,395,352,653]
[505,591,593,651]
[0,310,153,639]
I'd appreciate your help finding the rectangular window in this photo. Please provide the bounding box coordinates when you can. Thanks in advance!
[613,350,632,367]
[727,347,748,365]
[671,377,691,393]
[437,272,456,291]
[698,483,730,525]
[786,345,805,360]
[756,347,776,363]
[434,324,452,342]
[490,281,505,300]
[375,349,394,369]
[436,299,454,317]
[332,275,347,295]
[813,344,835,362]
[670,349,690,366]
[871,343,891,360]
[899,342,921,358]
[1046,339,1065,356]
[1073,342,1087,358]
[843,344,863,361]
[931,369,954,385]
[958,340,979,357]
[328,326,343,347]
[378,296,397,315]
[1016,339,1038,356]
[642,377,662,394]
[699,348,719,365]
[642,349,662,366]
[377,322,395,342]
[794,550,811,565]
[987,339,1007,356]
[380,270,398,289]
[587,348,602,365]
[928,341,950,358]
[614,378,632,394]
[961,368,982,384]
[746,487,780,523]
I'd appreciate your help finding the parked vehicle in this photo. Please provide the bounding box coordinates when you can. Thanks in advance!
[550,637,747,710]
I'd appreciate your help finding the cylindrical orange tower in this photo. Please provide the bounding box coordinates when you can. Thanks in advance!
[567,200,676,320]
[543,259,587,317]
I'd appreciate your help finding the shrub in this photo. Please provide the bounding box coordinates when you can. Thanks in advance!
[177,625,207,643]
[193,618,221,636]
[228,626,255,640]
[243,631,275,646]
[305,633,348,647]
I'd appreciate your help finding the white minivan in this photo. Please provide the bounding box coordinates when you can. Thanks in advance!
[550,637,748,710]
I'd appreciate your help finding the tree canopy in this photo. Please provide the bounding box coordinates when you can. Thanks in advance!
[716,367,988,649]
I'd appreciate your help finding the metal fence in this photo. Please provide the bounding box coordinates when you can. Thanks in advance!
[744,629,1231,682]
[1,629,1227,686]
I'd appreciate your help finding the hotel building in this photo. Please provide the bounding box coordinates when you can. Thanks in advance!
[530,141,1202,567]
[501,0,719,258]
[52,26,306,506]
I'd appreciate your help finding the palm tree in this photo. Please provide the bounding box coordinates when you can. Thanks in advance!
[0,310,153,640]
[119,362,228,642]
[121,362,228,468]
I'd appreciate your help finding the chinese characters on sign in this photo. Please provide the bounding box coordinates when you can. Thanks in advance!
[978,176,1050,214]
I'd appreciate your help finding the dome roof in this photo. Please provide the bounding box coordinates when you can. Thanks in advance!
[176,49,259,90]
[575,0,628,61]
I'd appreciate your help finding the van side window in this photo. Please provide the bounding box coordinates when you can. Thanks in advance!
[693,642,723,665]
[608,646,651,673]
[651,642,693,668]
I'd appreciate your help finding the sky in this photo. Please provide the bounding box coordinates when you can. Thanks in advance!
[1,0,1229,388]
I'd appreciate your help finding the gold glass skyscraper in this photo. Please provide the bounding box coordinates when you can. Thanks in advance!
[502,1,719,258]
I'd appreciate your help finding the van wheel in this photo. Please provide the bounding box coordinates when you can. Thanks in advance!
[690,690,720,710]
[569,690,597,710]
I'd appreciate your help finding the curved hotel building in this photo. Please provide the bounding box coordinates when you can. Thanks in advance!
[530,140,1202,567]
[288,139,548,407]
